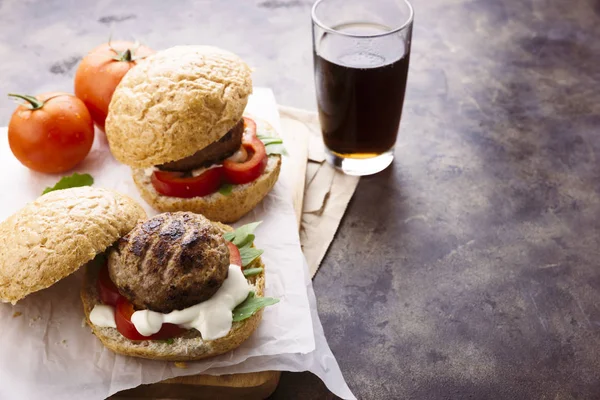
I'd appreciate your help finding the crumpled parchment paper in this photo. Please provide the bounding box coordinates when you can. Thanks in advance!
[0,88,353,400]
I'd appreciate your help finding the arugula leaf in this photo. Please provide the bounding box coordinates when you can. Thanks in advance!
[223,222,262,246]
[159,338,174,344]
[219,183,233,196]
[224,222,264,266]
[257,136,283,146]
[232,233,255,249]
[232,293,279,322]
[257,135,287,156]
[265,144,288,156]
[239,245,263,267]
[243,267,264,277]
[42,173,94,195]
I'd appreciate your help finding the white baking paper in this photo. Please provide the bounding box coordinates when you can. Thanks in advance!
[199,257,356,400]
[0,88,333,399]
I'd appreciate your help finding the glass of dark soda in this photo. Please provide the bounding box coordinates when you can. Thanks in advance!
[311,0,414,175]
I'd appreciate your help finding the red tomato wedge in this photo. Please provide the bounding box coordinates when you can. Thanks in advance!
[115,297,184,341]
[97,264,184,341]
[149,117,268,197]
[242,116,257,139]
[227,241,242,266]
[98,263,121,307]
[151,167,223,198]
[223,137,267,184]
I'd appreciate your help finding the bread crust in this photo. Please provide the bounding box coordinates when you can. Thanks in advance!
[132,118,282,223]
[105,45,253,168]
[81,222,266,361]
[0,187,147,304]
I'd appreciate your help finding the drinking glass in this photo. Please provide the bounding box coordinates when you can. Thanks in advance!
[311,0,414,175]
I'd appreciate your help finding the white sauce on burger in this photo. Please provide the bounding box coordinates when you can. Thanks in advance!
[226,146,247,163]
[190,163,223,177]
[89,265,250,341]
[89,305,117,328]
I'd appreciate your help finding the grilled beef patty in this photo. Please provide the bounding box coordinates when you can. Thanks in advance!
[108,212,229,313]
[158,119,244,172]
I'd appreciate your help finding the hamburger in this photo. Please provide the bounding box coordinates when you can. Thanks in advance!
[0,187,277,361]
[105,45,283,223]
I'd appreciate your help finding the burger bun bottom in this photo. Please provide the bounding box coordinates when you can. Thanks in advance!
[133,155,281,224]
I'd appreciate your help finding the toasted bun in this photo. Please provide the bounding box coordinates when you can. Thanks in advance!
[105,45,253,168]
[0,187,146,304]
[81,222,266,361]
[132,118,282,223]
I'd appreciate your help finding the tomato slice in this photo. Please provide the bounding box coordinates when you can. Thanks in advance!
[227,241,242,266]
[242,116,257,139]
[115,297,184,341]
[151,167,223,198]
[223,137,267,184]
[98,264,121,307]
[97,263,184,341]
[150,117,266,197]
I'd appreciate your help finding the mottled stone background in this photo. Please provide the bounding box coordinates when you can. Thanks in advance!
[1,0,600,399]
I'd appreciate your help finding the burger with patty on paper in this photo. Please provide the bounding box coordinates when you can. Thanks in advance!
[104,45,284,223]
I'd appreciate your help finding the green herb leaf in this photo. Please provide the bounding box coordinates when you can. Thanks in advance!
[257,136,283,146]
[223,222,262,246]
[224,222,264,266]
[232,293,279,322]
[257,135,287,156]
[239,245,264,267]
[265,143,288,156]
[243,267,264,277]
[42,173,94,195]
[159,338,175,344]
[219,183,233,196]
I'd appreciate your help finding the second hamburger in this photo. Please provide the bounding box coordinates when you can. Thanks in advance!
[105,45,283,223]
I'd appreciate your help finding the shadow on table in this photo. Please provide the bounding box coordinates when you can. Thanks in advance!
[268,372,340,400]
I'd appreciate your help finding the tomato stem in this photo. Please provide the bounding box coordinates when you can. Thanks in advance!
[8,93,44,110]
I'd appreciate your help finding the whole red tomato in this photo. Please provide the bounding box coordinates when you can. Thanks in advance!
[74,40,154,131]
[8,92,94,173]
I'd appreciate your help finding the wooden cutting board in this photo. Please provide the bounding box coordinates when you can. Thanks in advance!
[112,117,310,400]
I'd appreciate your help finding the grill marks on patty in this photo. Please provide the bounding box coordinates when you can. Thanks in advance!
[158,119,245,172]
[108,212,230,313]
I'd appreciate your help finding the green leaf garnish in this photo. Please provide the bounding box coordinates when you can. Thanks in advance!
[223,222,262,246]
[159,338,175,344]
[257,134,287,156]
[219,183,233,196]
[243,267,264,277]
[224,222,264,266]
[265,144,288,156]
[42,173,94,195]
[239,245,263,267]
[257,136,283,146]
[232,292,279,322]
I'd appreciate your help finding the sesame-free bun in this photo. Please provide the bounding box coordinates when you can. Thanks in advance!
[105,45,253,168]
[133,118,282,223]
[81,222,266,361]
[0,187,146,304]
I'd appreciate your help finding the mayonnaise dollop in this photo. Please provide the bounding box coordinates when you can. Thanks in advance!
[89,305,117,328]
[89,265,250,340]
[226,146,248,163]
[191,163,223,177]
